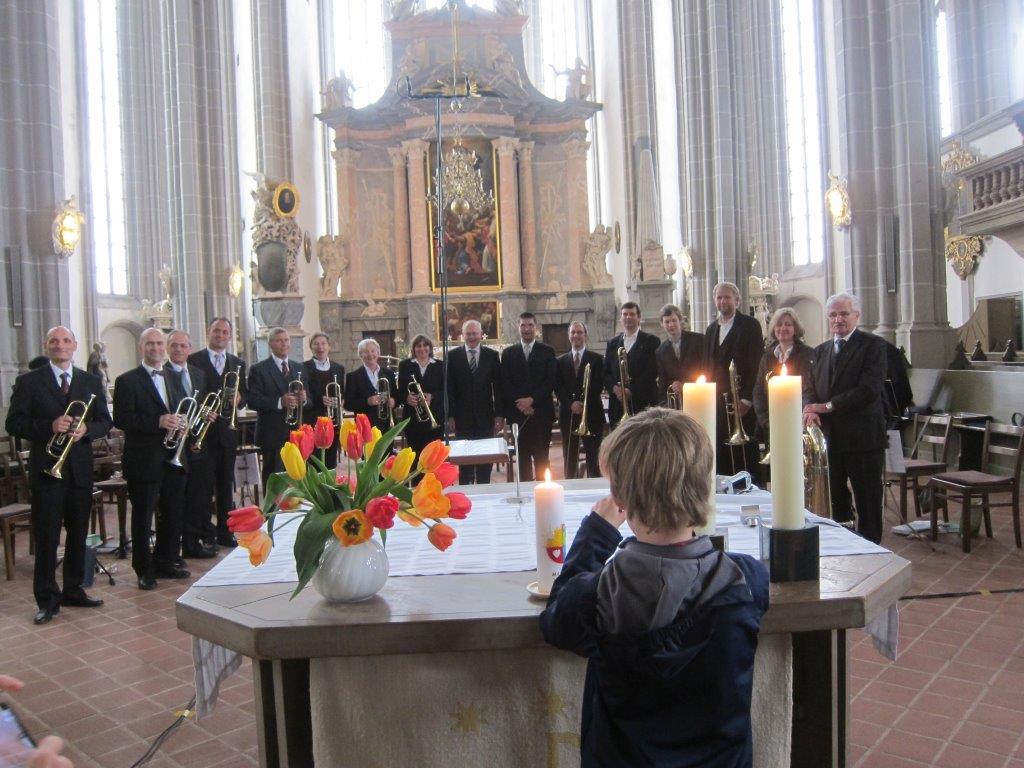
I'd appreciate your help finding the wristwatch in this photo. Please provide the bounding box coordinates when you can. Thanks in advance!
[825,401,834,413]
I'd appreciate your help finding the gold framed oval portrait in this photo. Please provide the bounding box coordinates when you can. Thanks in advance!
[272,182,300,218]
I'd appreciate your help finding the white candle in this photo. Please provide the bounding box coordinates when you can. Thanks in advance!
[534,468,566,593]
[683,375,717,533]
[768,365,805,530]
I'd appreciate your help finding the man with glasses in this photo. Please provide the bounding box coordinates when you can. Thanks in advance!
[803,292,888,543]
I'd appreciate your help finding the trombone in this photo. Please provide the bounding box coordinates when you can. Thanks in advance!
[377,376,395,428]
[190,391,223,452]
[285,379,305,427]
[45,394,97,480]
[617,347,633,418]
[409,374,438,428]
[722,360,751,473]
[220,367,239,431]
[165,391,199,468]
[566,363,592,478]
[326,375,343,429]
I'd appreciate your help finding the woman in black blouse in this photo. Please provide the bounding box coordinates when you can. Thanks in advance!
[397,335,445,459]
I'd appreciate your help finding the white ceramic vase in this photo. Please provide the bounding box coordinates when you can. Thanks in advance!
[312,537,389,603]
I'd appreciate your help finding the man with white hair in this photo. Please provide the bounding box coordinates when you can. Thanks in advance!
[6,326,112,624]
[446,319,504,483]
[247,327,307,490]
[803,292,888,543]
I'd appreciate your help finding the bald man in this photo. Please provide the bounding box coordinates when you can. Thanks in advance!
[6,326,112,625]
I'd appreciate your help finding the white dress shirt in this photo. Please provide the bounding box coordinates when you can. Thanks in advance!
[717,315,735,344]
[208,348,226,375]
[143,363,170,408]
[363,365,380,390]
[622,332,638,353]
[313,357,332,371]
[50,362,72,390]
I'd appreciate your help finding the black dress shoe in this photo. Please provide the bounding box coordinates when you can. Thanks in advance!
[154,566,191,579]
[33,606,59,625]
[216,535,237,548]
[61,594,104,608]
[174,556,186,568]
[137,576,157,590]
[183,540,217,558]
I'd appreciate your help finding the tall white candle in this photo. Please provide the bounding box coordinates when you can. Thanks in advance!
[534,469,566,593]
[768,365,805,530]
[683,375,717,533]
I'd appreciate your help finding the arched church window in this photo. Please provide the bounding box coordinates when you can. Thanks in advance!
[652,0,682,266]
[935,1,953,138]
[80,0,128,295]
[780,0,825,267]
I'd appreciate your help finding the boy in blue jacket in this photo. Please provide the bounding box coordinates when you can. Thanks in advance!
[540,407,769,767]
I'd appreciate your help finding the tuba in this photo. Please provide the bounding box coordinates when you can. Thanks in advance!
[285,379,305,427]
[410,374,438,428]
[804,423,835,521]
[617,347,633,418]
[190,391,223,452]
[326,374,343,429]
[220,367,239,431]
[45,394,97,480]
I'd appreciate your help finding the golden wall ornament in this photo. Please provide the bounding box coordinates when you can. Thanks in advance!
[944,234,985,280]
[52,196,85,259]
[825,172,851,230]
[272,181,300,218]
[941,139,979,188]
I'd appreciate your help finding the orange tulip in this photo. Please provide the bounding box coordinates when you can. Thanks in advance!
[236,530,272,566]
[427,522,457,551]
[313,417,336,450]
[289,425,315,460]
[412,472,451,519]
[417,440,450,473]
[446,491,471,520]
[434,461,459,488]
[332,510,373,546]
[227,505,264,533]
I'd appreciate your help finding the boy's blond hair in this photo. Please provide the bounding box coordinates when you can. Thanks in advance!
[599,408,713,531]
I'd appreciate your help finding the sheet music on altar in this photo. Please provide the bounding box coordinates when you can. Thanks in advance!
[447,438,507,458]
[193,489,887,588]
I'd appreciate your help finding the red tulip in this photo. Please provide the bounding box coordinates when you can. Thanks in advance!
[365,495,400,529]
[434,461,459,488]
[227,506,264,533]
[335,473,357,494]
[289,424,315,460]
[355,413,373,443]
[313,416,335,450]
[345,430,363,460]
[446,492,471,520]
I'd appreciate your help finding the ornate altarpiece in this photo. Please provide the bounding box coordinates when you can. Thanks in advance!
[316,2,613,365]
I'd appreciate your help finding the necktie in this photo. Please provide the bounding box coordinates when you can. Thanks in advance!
[214,352,224,375]
[836,338,847,355]
[181,368,192,395]
[573,352,580,373]
[469,349,478,373]
[523,343,531,361]
[60,373,69,396]
[281,361,289,377]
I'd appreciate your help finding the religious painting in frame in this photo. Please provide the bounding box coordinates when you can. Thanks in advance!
[434,300,501,343]
[426,139,503,292]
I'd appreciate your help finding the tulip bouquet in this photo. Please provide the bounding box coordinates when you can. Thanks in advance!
[227,413,471,598]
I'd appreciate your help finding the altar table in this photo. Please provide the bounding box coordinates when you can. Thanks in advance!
[176,479,911,768]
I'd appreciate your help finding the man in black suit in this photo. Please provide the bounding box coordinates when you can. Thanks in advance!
[704,282,764,475]
[166,330,214,559]
[344,338,397,434]
[186,317,247,551]
[500,312,557,482]
[113,328,193,590]
[603,302,660,429]
[446,320,504,484]
[555,321,605,479]
[656,303,706,406]
[303,333,346,468]
[5,326,112,625]
[804,292,889,544]
[248,326,307,491]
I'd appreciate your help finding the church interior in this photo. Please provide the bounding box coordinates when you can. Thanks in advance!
[1,0,1024,766]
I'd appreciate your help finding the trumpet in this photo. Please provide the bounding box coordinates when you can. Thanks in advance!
[617,346,632,418]
[409,374,438,427]
[285,379,305,427]
[220,367,239,431]
[165,391,199,468]
[190,391,223,452]
[45,394,97,480]
[326,375,343,429]
[377,376,395,428]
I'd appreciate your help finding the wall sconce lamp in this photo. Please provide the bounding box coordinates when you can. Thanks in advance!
[52,196,84,258]
[227,265,245,298]
[825,173,851,230]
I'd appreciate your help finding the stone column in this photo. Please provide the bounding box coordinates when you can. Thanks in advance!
[333,147,360,295]
[0,0,69,393]
[518,141,539,290]
[389,147,412,295]
[250,0,292,179]
[403,139,431,293]
[946,0,1018,131]
[492,137,523,290]
[563,138,591,291]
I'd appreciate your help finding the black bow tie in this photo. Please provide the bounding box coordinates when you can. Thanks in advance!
[151,370,164,377]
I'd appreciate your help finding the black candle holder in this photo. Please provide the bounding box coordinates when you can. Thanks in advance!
[769,525,820,582]
[708,532,727,553]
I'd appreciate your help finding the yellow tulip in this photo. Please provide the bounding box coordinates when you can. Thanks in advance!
[383,447,416,482]
[363,426,382,459]
[280,441,307,481]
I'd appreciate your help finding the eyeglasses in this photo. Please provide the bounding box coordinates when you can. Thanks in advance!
[827,311,853,319]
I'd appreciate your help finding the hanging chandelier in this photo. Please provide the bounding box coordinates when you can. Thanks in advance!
[436,133,493,217]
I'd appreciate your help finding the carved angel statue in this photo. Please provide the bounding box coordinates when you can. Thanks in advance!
[317,234,350,298]
[155,264,174,312]
[488,36,523,88]
[389,0,417,20]
[549,57,591,101]
[322,70,356,110]
[361,297,389,317]
[87,342,111,398]
[495,0,525,14]
[582,224,613,288]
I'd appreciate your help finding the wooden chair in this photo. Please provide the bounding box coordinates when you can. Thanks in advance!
[929,422,1024,552]
[885,414,952,524]
[0,438,32,579]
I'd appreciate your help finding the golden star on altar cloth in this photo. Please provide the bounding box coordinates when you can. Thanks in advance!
[451,702,489,734]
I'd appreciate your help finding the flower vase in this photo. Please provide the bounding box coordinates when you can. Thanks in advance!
[312,537,389,603]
